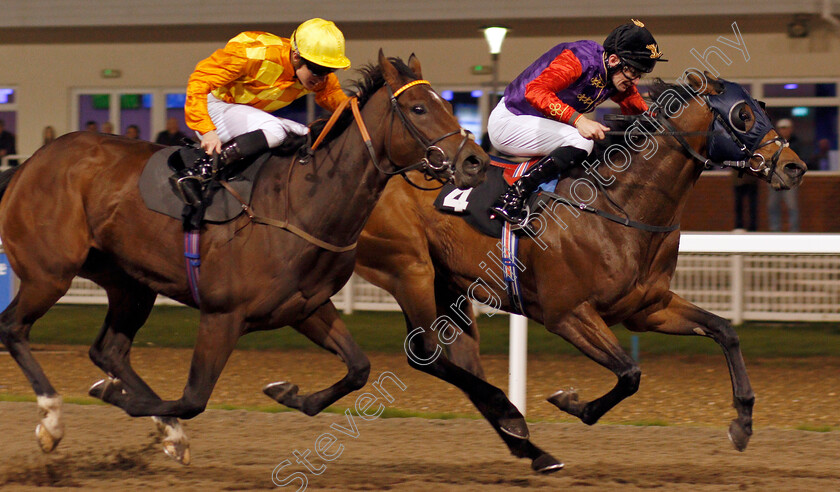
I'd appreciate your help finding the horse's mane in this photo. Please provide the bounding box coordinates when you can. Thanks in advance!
[309,57,419,146]
[646,78,697,104]
[597,78,702,147]
[597,78,696,152]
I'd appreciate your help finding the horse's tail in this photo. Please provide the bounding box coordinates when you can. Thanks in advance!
[0,166,21,203]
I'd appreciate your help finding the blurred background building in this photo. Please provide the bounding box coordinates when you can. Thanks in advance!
[2,0,840,230]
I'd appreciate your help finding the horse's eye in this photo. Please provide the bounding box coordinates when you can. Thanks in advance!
[729,102,755,133]
[412,105,427,115]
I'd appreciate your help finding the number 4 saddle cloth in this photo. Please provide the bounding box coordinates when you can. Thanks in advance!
[433,156,551,239]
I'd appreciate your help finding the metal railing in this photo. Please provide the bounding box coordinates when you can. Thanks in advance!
[52,234,840,323]
[0,154,27,171]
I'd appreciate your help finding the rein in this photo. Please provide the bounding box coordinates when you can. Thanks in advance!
[538,190,679,233]
[551,86,785,235]
[228,77,470,253]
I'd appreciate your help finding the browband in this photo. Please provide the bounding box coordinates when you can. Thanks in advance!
[392,79,431,98]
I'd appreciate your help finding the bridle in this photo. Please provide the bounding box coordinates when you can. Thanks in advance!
[644,79,787,184]
[550,78,787,235]
[220,78,475,255]
[309,78,474,190]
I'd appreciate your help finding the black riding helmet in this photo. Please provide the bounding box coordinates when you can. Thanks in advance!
[603,19,667,73]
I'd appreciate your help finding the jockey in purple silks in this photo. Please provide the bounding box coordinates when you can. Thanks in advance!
[488,19,667,226]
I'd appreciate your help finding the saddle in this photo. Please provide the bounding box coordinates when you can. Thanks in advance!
[434,157,552,239]
[138,146,270,224]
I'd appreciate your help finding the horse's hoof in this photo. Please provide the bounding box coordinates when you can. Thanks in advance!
[35,423,62,453]
[263,381,299,404]
[498,416,530,440]
[531,452,564,474]
[728,420,752,452]
[152,416,191,465]
[35,395,64,453]
[89,378,124,402]
[547,389,581,416]
[88,379,106,398]
[162,439,191,465]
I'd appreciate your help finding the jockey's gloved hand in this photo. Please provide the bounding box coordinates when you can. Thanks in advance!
[277,132,309,156]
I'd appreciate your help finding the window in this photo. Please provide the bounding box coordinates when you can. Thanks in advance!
[0,87,19,167]
[759,81,840,171]
[440,90,483,144]
[165,93,193,139]
[78,94,111,131]
[763,83,835,98]
[119,93,152,140]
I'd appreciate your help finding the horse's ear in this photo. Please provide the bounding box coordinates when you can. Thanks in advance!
[379,49,401,90]
[703,71,725,94]
[408,53,423,78]
[684,70,715,95]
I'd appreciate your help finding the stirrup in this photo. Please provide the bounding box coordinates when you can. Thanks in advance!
[490,204,525,224]
[490,192,527,224]
[170,173,206,207]
[510,205,537,234]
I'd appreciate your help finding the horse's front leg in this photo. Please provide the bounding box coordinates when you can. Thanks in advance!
[624,291,754,451]
[263,301,370,416]
[544,303,641,425]
[434,278,486,379]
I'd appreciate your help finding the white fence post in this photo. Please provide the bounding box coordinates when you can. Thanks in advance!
[508,314,528,415]
[343,275,354,315]
[731,254,744,325]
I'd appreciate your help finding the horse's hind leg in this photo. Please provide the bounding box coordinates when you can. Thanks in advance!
[624,292,754,451]
[85,274,190,464]
[264,301,370,416]
[545,303,641,426]
[89,310,240,420]
[0,280,75,453]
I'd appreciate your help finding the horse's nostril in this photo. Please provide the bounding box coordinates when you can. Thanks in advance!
[463,155,483,174]
[784,162,805,178]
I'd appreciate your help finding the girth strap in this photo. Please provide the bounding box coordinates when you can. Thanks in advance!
[219,181,357,253]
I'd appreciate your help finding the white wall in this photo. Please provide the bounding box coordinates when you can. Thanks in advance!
[2,25,840,154]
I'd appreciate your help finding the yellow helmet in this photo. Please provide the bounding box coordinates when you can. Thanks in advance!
[291,18,351,69]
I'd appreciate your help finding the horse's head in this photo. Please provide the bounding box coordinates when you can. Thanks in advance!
[686,71,807,190]
[377,50,488,189]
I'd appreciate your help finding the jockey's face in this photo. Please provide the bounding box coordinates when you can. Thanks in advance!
[292,51,334,91]
[607,54,640,92]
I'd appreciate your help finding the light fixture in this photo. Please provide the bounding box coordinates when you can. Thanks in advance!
[787,15,810,38]
[483,26,509,55]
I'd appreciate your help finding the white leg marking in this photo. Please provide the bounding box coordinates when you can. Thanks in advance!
[36,395,64,439]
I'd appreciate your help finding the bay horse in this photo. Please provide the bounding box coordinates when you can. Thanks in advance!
[0,51,487,463]
[354,71,807,472]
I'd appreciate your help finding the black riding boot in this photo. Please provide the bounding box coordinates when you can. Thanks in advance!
[169,130,270,207]
[490,146,589,225]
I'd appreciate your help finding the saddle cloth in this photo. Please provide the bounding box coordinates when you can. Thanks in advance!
[138,146,270,223]
[433,157,552,239]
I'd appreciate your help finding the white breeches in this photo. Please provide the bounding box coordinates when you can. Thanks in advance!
[487,97,594,157]
[203,93,309,147]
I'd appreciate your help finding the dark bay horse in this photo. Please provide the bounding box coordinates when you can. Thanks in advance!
[0,51,488,463]
[355,71,807,472]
